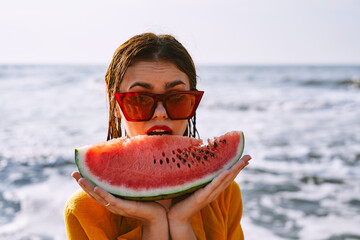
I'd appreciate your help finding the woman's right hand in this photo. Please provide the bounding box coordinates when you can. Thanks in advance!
[72,171,169,240]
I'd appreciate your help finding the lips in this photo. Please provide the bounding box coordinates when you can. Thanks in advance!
[147,125,173,136]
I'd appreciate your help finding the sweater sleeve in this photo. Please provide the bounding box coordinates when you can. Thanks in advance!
[64,189,142,240]
[64,189,114,240]
[64,209,90,240]
[64,184,244,240]
[196,181,244,240]
[226,181,244,239]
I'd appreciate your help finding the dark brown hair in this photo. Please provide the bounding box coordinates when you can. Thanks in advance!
[105,33,199,140]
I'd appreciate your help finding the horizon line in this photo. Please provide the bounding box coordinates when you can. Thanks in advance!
[1,62,360,67]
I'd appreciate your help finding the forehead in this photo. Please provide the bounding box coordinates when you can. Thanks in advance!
[119,61,190,91]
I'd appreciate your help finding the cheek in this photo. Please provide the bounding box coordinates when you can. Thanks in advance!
[123,121,147,137]
[173,120,188,136]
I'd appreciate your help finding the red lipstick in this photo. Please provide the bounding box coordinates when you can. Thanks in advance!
[146,125,173,135]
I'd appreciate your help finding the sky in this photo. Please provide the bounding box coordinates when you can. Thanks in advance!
[0,0,359,65]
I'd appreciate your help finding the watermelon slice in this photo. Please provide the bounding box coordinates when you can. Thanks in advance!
[75,131,245,201]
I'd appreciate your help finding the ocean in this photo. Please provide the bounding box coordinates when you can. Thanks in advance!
[0,64,359,239]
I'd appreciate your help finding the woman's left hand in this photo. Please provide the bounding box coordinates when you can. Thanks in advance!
[167,154,251,239]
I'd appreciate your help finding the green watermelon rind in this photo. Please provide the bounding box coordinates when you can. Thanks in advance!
[75,131,245,201]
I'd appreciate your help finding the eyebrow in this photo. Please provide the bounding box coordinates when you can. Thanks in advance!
[129,80,186,90]
[165,80,186,89]
[129,82,153,90]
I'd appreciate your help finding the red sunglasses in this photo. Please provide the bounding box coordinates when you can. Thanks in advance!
[115,91,204,121]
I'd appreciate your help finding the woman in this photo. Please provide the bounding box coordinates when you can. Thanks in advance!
[65,33,251,240]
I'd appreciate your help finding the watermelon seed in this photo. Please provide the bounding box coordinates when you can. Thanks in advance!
[172,158,176,163]
[196,156,200,161]
[172,150,175,154]
[204,155,208,160]
[210,153,215,157]
[154,159,156,164]
[188,164,191,168]
[207,145,210,149]
[183,159,186,163]
[214,142,218,148]
[162,152,165,157]
[160,160,163,165]
[185,153,188,158]
[198,149,203,154]
[223,139,226,143]
[177,155,182,160]
[177,163,181,168]
[201,161,205,164]
[205,150,209,154]
[177,148,182,153]
[166,158,169,164]
[192,152,195,158]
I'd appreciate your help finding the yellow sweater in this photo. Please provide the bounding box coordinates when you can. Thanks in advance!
[64,181,244,240]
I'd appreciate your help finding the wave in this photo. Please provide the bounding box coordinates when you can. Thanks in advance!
[299,175,344,185]
[301,77,360,88]
[201,100,352,112]
[0,190,20,226]
[0,153,74,188]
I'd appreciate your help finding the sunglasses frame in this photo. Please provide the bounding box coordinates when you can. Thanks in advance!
[115,90,204,122]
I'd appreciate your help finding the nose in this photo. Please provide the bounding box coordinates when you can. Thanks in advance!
[152,101,168,120]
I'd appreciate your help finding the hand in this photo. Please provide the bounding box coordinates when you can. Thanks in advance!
[72,171,169,240]
[167,155,252,239]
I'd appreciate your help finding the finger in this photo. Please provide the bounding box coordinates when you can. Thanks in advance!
[75,179,97,200]
[212,155,252,193]
[193,170,231,202]
[72,172,110,205]
[74,172,94,191]
[207,172,241,201]
[229,155,252,175]
[206,155,251,186]
[93,187,137,212]
[78,177,95,190]
[71,171,82,181]
[171,156,253,218]
[211,165,239,188]
[199,155,252,193]
[93,186,119,206]
[77,178,111,205]
[72,172,98,200]
[93,186,138,211]
[94,187,165,218]
[235,155,251,169]
[206,171,230,191]
[211,171,234,192]
[241,155,252,163]
[208,166,244,195]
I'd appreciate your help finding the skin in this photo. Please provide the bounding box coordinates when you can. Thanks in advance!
[72,61,252,240]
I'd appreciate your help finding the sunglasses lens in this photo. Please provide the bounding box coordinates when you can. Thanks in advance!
[123,95,154,120]
[117,91,202,121]
[165,93,197,119]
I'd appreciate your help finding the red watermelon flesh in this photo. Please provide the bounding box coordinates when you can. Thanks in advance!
[75,131,245,200]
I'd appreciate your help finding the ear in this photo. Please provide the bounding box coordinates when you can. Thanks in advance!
[114,104,122,118]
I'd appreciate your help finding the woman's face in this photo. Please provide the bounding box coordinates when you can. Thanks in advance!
[115,60,191,137]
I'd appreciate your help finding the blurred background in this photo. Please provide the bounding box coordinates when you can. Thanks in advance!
[1,0,359,239]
